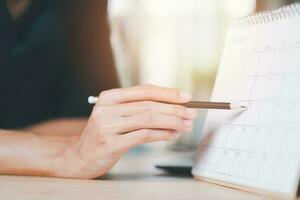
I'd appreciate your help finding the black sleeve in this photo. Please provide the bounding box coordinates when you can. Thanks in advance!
[54,0,120,119]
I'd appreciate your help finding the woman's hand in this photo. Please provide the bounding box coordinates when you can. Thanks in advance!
[62,85,198,179]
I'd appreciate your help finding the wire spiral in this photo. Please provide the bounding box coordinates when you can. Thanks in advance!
[232,3,300,28]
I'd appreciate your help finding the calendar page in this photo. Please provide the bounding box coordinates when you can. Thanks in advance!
[192,3,300,198]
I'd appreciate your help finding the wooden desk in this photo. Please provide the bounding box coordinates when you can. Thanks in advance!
[0,150,298,200]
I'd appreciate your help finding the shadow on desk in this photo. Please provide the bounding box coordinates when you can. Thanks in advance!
[96,151,300,200]
[101,172,192,182]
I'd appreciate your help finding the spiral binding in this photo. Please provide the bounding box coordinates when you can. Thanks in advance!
[233,3,300,28]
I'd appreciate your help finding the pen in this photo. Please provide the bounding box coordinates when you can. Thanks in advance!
[88,96,247,110]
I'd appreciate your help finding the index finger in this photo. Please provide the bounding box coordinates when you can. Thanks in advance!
[97,85,192,105]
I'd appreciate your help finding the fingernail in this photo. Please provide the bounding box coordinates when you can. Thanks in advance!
[185,108,198,118]
[171,132,181,140]
[184,120,193,128]
[180,91,192,101]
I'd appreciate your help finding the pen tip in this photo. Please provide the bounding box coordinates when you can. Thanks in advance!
[230,104,248,110]
[241,105,248,109]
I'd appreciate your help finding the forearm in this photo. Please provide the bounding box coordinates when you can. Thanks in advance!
[24,118,87,136]
[0,119,87,177]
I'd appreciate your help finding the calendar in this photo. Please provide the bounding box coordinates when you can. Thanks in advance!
[192,3,300,198]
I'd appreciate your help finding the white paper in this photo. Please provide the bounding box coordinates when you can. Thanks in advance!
[193,3,300,198]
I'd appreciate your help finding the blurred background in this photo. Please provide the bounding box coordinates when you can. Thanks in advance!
[107,0,296,151]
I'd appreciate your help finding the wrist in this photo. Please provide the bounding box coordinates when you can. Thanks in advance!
[51,136,83,178]
[53,135,99,179]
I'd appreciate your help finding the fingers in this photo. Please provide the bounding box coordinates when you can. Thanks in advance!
[112,113,194,134]
[119,129,180,150]
[115,101,198,120]
[96,85,192,106]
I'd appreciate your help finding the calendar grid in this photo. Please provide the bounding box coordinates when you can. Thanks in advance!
[193,3,300,197]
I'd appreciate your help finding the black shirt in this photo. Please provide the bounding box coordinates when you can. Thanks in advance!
[0,0,94,128]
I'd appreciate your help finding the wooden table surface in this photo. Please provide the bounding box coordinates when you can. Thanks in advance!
[0,150,298,200]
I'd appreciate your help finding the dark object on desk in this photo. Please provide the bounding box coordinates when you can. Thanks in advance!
[156,165,192,176]
[297,181,300,197]
[155,160,194,176]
